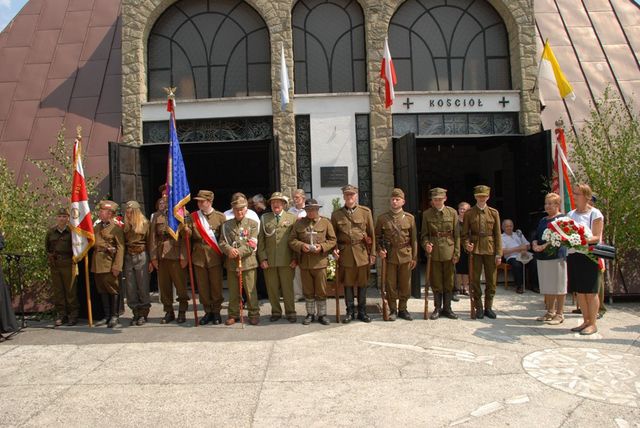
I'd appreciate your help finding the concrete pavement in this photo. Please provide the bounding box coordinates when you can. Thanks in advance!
[1,288,639,427]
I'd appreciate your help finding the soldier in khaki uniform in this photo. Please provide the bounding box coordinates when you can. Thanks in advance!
[375,188,418,321]
[188,190,227,325]
[421,188,460,320]
[45,208,78,326]
[149,196,189,324]
[123,201,151,326]
[289,199,336,325]
[462,185,502,319]
[91,200,125,328]
[220,196,260,326]
[258,192,298,323]
[331,184,376,323]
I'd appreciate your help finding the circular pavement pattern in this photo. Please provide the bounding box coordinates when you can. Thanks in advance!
[523,348,640,407]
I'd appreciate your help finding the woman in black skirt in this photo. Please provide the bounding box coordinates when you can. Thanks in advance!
[455,202,471,295]
[567,184,603,336]
[0,230,18,342]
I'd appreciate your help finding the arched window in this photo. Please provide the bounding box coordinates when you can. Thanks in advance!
[292,0,366,94]
[147,0,270,100]
[389,0,511,91]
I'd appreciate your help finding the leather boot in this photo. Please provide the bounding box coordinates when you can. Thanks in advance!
[137,308,149,326]
[452,290,460,302]
[342,287,355,324]
[212,313,222,325]
[303,299,315,325]
[95,293,110,326]
[430,293,442,320]
[108,294,120,328]
[176,311,186,324]
[356,288,371,323]
[484,295,497,319]
[317,300,330,325]
[475,295,484,319]
[130,308,139,326]
[199,312,213,325]
[161,311,176,324]
[442,293,459,319]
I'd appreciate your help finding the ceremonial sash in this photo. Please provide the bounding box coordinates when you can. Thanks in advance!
[191,211,222,256]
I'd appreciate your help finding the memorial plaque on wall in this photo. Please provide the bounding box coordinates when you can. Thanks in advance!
[320,166,348,187]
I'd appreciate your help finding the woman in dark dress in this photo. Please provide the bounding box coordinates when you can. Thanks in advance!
[0,230,19,341]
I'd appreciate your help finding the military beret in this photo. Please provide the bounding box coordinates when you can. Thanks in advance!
[231,196,248,208]
[267,192,288,204]
[125,200,141,210]
[98,200,118,212]
[391,188,405,199]
[341,184,358,194]
[430,187,447,198]
[56,207,70,216]
[304,198,322,209]
[473,185,491,196]
[194,190,214,201]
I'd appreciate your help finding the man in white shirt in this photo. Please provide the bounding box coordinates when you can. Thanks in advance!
[501,219,531,294]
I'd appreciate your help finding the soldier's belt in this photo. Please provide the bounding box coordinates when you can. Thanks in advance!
[127,246,146,254]
[339,239,364,245]
[471,232,490,237]
[52,252,73,260]
[396,241,412,249]
[431,231,453,238]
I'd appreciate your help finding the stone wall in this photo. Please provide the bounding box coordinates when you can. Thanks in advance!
[121,0,538,215]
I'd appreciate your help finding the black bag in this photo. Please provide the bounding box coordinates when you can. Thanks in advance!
[592,244,615,260]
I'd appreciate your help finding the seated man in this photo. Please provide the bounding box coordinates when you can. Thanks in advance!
[501,219,531,294]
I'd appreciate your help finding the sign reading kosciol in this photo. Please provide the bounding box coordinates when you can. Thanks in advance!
[392,91,521,114]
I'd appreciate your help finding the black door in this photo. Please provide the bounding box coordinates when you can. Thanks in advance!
[108,141,147,208]
[393,133,422,298]
[513,130,552,239]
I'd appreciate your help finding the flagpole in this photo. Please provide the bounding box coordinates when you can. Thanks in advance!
[84,256,93,327]
[184,232,199,326]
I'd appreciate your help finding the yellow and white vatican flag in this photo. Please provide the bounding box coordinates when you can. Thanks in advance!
[538,40,575,100]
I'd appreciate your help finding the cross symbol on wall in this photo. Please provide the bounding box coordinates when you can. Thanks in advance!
[499,96,510,108]
[403,97,414,110]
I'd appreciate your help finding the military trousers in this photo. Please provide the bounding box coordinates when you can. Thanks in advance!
[264,266,295,317]
[124,252,151,311]
[430,260,455,294]
[194,264,223,314]
[300,268,327,300]
[158,259,188,312]
[385,261,411,312]
[95,272,119,295]
[50,260,78,318]
[339,264,369,288]
[227,267,258,318]
[470,254,497,300]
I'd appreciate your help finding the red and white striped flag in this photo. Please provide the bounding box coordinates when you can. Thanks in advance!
[70,138,95,263]
[380,37,397,108]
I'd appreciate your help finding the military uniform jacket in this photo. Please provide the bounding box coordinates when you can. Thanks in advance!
[123,222,149,254]
[289,217,336,269]
[148,211,187,262]
[375,210,417,265]
[421,206,460,262]
[189,209,226,268]
[91,221,125,273]
[219,217,259,272]
[45,226,73,265]
[462,205,502,256]
[257,211,297,267]
[331,205,376,268]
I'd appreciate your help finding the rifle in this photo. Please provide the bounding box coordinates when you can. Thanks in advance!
[423,253,431,320]
[380,239,389,321]
[469,250,476,319]
[334,256,341,323]
[235,243,245,329]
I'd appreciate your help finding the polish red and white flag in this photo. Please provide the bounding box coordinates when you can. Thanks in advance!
[380,37,397,108]
[70,138,95,263]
